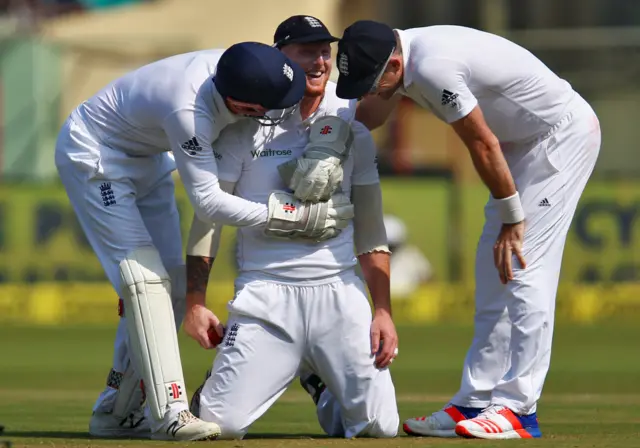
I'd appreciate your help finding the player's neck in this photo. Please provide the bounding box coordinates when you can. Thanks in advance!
[299,94,323,121]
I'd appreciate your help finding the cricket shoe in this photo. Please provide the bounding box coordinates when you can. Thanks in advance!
[151,409,220,441]
[299,371,326,405]
[455,405,541,439]
[189,368,212,418]
[89,408,150,438]
[403,404,482,437]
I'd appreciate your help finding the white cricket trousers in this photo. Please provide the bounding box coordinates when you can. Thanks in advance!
[451,94,601,414]
[54,113,185,415]
[198,270,399,439]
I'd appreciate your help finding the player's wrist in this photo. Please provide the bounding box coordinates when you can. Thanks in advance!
[186,294,207,309]
[495,191,525,224]
[374,306,392,318]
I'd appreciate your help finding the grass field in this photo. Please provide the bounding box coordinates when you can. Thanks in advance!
[1,322,639,447]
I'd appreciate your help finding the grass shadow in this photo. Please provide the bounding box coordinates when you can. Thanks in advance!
[245,433,331,439]
[5,430,114,440]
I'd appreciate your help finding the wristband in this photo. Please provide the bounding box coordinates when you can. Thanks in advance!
[495,192,525,224]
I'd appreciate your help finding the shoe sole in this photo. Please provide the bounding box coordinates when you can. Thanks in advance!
[403,423,457,438]
[151,427,221,441]
[455,425,541,439]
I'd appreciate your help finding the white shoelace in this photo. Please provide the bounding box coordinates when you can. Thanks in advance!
[476,405,506,419]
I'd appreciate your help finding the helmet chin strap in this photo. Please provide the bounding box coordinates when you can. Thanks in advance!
[248,104,299,127]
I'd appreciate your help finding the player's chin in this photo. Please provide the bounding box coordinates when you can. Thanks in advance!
[304,76,328,97]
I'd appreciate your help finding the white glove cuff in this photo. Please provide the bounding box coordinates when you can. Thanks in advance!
[495,192,525,224]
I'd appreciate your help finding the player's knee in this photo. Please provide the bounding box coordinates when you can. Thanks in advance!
[217,420,249,440]
[362,412,399,438]
[206,411,249,440]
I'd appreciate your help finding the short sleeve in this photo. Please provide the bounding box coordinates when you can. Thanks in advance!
[351,120,380,186]
[337,99,358,123]
[412,57,478,123]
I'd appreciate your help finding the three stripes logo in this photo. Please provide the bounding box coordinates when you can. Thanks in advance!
[181,137,203,156]
[538,198,551,207]
[441,89,459,108]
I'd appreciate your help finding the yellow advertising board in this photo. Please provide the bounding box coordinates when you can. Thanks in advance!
[0,178,638,324]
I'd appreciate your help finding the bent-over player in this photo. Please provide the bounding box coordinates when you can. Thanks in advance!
[332,21,601,439]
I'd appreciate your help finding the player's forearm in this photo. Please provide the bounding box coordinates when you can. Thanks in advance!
[186,181,232,258]
[467,140,516,200]
[194,187,268,227]
[359,251,392,315]
[186,255,214,309]
[173,149,267,227]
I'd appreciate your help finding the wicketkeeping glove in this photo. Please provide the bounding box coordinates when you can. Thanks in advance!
[278,115,354,203]
[264,191,354,242]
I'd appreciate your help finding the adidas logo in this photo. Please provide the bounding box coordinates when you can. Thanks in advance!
[538,198,551,207]
[181,137,202,155]
[441,89,459,108]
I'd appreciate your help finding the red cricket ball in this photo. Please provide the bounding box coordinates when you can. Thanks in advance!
[207,327,224,347]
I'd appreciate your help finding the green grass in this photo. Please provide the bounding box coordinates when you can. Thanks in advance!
[0,323,639,447]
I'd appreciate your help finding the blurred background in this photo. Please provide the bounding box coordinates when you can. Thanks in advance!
[0,0,639,326]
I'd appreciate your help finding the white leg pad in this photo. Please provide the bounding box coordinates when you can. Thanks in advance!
[119,246,188,421]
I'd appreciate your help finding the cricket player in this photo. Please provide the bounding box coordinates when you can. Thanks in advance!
[183,16,399,440]
[331,21,601,439]
[55,41,354,441]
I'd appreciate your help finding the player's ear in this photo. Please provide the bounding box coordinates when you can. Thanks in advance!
[385,57,402,76]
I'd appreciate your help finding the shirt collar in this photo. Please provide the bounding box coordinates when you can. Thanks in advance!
[394,29,413,94]
[300,93,327,127]
[210,80,239,126]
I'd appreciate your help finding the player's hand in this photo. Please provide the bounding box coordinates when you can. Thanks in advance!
[285,157,344,202]
[264,191,354,242]
[277,115,354,203]
[493,221,527,284]
[370,309,398,369]
[183,304,224,349]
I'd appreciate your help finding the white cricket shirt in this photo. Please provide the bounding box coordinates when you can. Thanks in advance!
[213,82,379,279]
[69,49,268,227]
[396,26,577,143]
